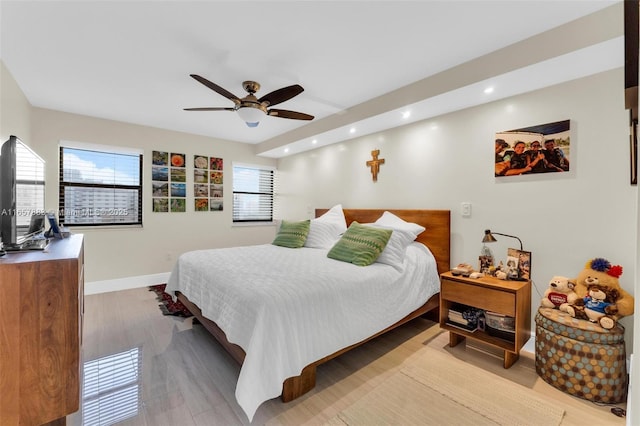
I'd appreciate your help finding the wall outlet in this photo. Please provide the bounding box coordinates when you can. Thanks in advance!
[461,202,472,217]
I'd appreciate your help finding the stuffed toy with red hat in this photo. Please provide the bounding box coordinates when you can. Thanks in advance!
[565,258,634,327]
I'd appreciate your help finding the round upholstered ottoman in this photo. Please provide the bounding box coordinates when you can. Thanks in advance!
[535,307,627,403]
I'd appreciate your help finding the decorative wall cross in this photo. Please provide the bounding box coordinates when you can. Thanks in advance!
[366,149,385,182]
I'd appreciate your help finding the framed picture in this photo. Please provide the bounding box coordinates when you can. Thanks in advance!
[495,119,570,177]
[152,150,186,213]
[479,255,494,273]
[506,248,531,281]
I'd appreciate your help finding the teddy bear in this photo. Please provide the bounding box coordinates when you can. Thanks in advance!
[565,258,634,327]
[564,284,620,329]
[540,275,578,311]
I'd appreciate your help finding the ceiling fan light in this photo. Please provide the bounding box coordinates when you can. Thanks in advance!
[237,105,265,126]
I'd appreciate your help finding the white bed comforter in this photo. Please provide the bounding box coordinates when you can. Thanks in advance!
[165,242,439,421]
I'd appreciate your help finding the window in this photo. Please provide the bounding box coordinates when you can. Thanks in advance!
[232,163,274,223]
[59,142,142,226]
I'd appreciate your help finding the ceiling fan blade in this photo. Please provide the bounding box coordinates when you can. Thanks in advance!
[268,109,314,120]
[258,84,304,107]
[190,74,241,104]
[184,107,236,111]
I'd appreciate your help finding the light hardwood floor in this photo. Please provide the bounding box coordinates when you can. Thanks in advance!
[68,287,626,425]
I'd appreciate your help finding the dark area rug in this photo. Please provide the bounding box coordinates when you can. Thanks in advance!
[148,284,193,318]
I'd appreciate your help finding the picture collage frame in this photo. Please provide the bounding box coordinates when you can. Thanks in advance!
[151,150,223,212]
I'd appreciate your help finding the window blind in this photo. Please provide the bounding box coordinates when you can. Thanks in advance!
[15,142,45,228]
[232,164,274,222]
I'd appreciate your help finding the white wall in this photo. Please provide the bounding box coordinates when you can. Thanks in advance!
[277,68,637,348]
[0,61,31,144]
[630,64,640,426]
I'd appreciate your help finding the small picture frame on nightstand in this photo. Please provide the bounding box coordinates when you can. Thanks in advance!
[507,248,531,281]
[479,255,493,273]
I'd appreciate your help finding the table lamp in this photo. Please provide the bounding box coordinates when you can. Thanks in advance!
[482,229,523,250]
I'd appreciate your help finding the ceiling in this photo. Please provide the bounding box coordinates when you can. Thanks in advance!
[0,1,623,158]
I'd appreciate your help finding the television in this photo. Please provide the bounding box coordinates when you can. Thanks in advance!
[0,135,46,248]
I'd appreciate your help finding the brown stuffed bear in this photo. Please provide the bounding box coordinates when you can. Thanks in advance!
[566,258,634,327]
[565,284,620,329]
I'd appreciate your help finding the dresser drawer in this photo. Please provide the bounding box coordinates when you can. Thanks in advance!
[441,279,516,316]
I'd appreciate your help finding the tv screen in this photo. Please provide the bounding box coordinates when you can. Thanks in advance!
[0,135,46,247]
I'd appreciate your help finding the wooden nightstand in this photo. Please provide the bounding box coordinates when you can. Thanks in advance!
[439,271,531,368]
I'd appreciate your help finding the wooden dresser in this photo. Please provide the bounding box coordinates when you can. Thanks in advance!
[0,234,84,425]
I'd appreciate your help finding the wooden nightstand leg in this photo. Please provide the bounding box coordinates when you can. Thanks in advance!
[448,332,466,347]
[503,351,519,369]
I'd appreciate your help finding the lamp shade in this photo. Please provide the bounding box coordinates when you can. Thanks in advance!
[237,105,265,127]
[482,229,498,243]
[482,229,523,250]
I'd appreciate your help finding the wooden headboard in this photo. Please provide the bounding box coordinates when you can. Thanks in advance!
[315,208,451,275]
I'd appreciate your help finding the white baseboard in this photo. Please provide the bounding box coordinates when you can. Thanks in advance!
[85,272,170,295]
[523,331,535,354]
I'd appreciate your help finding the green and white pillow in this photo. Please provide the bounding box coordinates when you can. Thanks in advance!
[272,220,311,248]
[327,221,392,266]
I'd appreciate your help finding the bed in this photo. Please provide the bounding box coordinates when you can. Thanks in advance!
[165,208,450,421]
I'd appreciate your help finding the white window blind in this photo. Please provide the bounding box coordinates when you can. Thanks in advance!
[59,143,142,226]
[232,163,274,222]
[15,142,45,228]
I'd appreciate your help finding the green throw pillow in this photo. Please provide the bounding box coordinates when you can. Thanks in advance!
[327,222,392,266]
[272,220,311,248]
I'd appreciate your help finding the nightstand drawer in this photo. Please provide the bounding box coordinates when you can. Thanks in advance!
[441,280,516,316]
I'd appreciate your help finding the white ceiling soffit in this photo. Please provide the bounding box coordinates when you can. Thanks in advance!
[258,36,623,158]
[0,1,622,159]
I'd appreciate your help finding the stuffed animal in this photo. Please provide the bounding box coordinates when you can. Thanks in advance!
[540,276,577,310]
[566,258,634,327]
[565,284,620,329]
[495,270,507,280]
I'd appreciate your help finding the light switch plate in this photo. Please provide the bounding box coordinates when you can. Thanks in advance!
[461,202,472,217]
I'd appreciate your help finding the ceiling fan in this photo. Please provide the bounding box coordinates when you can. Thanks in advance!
[184,74,314,127]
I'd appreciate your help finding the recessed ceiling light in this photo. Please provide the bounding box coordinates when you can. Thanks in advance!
[312,139,317,145]
[484,87,494,94]
[284,147,289,153]
[402,111,411,119]
[349,127,356,134]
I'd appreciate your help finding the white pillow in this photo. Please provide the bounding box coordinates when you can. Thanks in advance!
[304,204,347,249]
[365,224,416,269]
[374,211,426,238]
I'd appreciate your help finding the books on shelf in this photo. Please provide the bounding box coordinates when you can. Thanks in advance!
[447,312,468,324]
[446,303,482,332]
